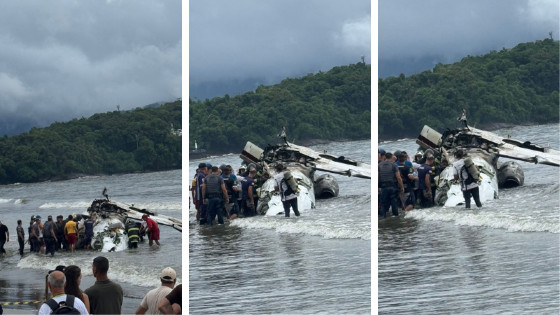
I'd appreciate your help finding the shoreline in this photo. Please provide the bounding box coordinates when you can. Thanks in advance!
[378,121,553,143]
[189,137,370,160]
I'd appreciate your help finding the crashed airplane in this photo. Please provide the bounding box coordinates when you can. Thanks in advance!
[240,139,371,216]
[416,122,559,207]
[74,198,182,252]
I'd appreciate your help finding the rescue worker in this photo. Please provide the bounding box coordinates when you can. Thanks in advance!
[55,215,66,251]
[240,169,257,217]
[453,149,482,208]
[202,166,229,225]
[378,152,405,217]
[16,219,25,256]
[42,215,57,256]
[274,164,300,217]
[221,165,239,220]
[64,215,78,253]
[142,214,161,246]
[195,163,208,224]
[395,152,416,211]
[83,216,94,250]
[126,221,140,249]
[417,154,434,207]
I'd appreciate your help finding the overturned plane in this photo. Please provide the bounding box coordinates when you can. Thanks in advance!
[417,123,559,207]
[240,140,371,215]
[76,199,182,252]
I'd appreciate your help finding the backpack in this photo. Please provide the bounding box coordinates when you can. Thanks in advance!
[283,171,298,193]
[46,295,81,314]
[459,164,477,186]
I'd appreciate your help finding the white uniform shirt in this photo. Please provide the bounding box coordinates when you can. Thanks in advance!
[274,172,297,201]
[453,159,478,191]
[38,294,89,315]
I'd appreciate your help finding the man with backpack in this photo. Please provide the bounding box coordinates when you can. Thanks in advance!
[274,164,300,217]
[38,270,88,314]
[453,149,482,209]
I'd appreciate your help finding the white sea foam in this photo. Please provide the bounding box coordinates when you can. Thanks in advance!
[406,208,560,233]
[125,201,182,212]
[231,216,371,240]
[0,198,12,203]
[39,201,92,209]
[16,253,181,288]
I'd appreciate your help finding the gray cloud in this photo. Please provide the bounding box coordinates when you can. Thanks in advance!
[0,0,181,134]
[189,0,371,99]
[379,0,559,77]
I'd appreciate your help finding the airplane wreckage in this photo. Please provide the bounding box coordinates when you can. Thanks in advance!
[416,119,560,207]
[71,197,181,252]
[240,137,371,216]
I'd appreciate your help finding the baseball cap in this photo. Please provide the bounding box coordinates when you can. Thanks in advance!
[378,148,386,155]
[160,267,176,281]
[35,215,42,220]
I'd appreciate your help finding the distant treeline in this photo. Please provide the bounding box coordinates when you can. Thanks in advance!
[189,62,371,153]
[0,101,181,184]
[379,38,559,139]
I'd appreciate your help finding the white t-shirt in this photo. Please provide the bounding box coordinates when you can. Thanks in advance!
[274,172,297,201]
[453,159,478,191]
[139,285,173,315]
[38,294,89,315]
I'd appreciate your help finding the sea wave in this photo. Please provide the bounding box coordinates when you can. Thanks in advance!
[17,253,181,289]
[39,201,92,209]
[231,216,371,240]
[406,208,560,233]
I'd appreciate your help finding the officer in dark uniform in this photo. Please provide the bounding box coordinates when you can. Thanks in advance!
[378,152,405,217]
[202,166,229,225]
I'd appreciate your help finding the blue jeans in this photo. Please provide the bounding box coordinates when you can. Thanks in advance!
[207,197,224,225]
[380,186,399,217]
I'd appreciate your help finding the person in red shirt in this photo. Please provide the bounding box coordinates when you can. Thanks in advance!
[142,215,160,246]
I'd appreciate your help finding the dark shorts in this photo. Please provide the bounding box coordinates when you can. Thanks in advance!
[66,233,77,245]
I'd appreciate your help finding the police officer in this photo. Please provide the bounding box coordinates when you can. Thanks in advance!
[378,152,405,217]
[202,166,229,225]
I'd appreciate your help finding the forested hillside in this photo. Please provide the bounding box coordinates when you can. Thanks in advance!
[189,62,371,153]
[379,39,559,139]
[0,101,181,184]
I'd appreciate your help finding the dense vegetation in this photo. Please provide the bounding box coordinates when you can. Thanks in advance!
[379,39,559,139]
[0,101,181,184]
[189,62,371,153]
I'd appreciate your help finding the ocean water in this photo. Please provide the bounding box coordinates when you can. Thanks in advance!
[0,170,182,314]
[378,123,560,314]
[189,140,372,315]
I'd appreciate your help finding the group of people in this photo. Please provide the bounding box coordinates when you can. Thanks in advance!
[0,211,161,257]
[39,256,182,314]
[0,214,96,257]
[191,161,300,225]
[378,146,482,217]
[378,148,441,217]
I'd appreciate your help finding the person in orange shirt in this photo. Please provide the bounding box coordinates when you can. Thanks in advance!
[64,215,78,253]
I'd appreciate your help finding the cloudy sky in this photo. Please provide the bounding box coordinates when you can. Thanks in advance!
[379,0,560,78]
[0,0,181,135]
[189,0,371,100]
